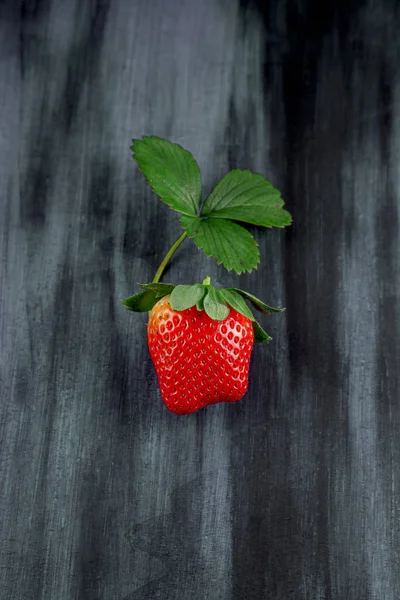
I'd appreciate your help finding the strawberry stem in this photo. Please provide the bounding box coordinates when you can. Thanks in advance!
[152,231,188,283]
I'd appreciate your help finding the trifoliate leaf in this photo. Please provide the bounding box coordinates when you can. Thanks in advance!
[138,282,176,297]
[229,288,285,314]
[131,136,201,216]
[170,284,205,311]
[181,216,260,274]
[201,169,292,227]
[121,290,158,312]
[252,320,272,343]
[203,286,230,321]
[218,289,255,321]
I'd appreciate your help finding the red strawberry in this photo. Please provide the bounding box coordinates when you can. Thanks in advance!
[147,295,254,414]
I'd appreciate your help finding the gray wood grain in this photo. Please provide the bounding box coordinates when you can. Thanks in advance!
[1,0,400,598]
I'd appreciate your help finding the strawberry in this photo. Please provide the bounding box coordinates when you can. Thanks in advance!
[147,294,254,414]
[122,136,291,414]
[123,279,284,414]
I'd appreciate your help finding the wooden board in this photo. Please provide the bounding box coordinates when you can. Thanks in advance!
[0,0,399,598]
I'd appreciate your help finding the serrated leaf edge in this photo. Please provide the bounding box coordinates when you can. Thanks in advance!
[180,216,261,275]
[200,168,292,228]
[131,137,201,217]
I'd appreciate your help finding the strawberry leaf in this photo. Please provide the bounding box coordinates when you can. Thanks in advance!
[218,289,254,321]
[131,136,201,216]
[252,320,272,343]
[138,282,176,297]
[201,169,292,228]
[170,284,205,311]
[229,288,285,314]
[181,216,260,274]
[130,138,291,278]
[121,290,158,312]
[203,286,230,321]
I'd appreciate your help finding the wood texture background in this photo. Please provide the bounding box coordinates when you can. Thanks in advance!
[1,1,400,598]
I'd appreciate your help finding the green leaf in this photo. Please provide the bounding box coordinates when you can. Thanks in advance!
[170,284,205,311]
[121,290,158,312]
[218,289,254,321]
[201,169,292,227]
[181,216,260,274]
[252,320,272,343]
[229,288,285,314]
[138,282,176,297]
[131,136,202,216]
[203,286,230,321]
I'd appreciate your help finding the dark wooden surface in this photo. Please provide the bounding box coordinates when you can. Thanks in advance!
[1,1,400,598]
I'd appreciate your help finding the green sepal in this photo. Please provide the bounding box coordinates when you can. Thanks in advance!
[170,284,205,311]
[138,282,176,297]
[203,286,230,321]
[228,288,285,314]
[252,320,272,343]
[121,290,159,312]
[196,296,205,311]
[218,288,255,321]
[123,278,282,345]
